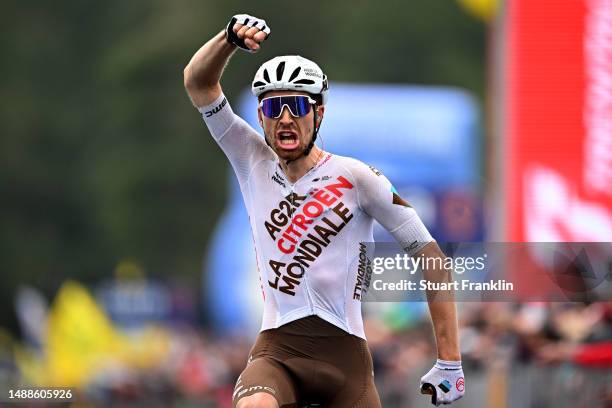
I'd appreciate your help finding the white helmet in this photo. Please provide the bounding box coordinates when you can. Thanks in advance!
[251,55,329,105]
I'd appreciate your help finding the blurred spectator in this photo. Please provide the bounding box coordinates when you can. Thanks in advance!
[2,278,610,407]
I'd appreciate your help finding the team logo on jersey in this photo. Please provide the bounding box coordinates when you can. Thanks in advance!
[204,97,227,117]
[311,175,331,182]
[404,241,419,252]
[368,165,382,176]
[353,242,373,300]
[264,176,355,296]
[271,171,286,188]
[233,384,276,401]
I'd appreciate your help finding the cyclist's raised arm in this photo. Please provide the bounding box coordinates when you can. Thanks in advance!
[183,15,273,182]
[183,14,270,107]
[183,30,235,108]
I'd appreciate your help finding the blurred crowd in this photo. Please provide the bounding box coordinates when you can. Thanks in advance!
[366,302,612,407]
[0,277,610,408]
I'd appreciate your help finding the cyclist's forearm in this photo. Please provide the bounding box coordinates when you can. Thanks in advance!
[184,30,237,107]
[428,299,461,361]
[420,243,461,361]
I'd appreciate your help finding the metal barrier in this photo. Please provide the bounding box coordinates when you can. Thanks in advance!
[376,361,611,408]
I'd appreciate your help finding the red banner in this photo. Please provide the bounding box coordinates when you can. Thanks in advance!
[505,0,612,242]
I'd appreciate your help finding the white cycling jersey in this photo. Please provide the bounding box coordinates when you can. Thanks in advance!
[199,94,434,339]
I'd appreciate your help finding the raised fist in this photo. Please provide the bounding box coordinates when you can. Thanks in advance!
[226,14,271,53]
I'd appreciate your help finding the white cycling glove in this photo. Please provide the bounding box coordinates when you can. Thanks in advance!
[419,359,465,406]
[226,14,271,52]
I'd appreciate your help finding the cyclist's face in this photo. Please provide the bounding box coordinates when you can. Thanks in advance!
[258,90,324,161]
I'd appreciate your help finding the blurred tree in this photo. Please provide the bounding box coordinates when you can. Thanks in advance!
[0,0,484,328]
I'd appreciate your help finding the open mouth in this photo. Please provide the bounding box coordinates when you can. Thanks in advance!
[276,130,300,150]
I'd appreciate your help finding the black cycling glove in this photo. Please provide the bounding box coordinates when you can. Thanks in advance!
[226,14,271,52]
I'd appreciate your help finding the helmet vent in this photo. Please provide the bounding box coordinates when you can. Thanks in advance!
[293,79,315,85]
[276,61,286,81]
[263,69,271,83]
[288,67,301,82]
[253,81,266,87]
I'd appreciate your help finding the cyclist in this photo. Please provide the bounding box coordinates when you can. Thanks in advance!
[184,14,465,407]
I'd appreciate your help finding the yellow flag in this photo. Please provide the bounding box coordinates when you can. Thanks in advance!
[16,280,171,388]
[44,281,123,387]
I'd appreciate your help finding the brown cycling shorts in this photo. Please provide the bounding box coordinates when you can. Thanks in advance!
[232,316,381,408]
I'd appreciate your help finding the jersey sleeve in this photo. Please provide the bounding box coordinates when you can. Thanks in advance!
[198,93,273,183]
[349,161,434,255]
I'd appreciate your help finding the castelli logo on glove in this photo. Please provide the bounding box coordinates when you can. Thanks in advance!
[456,377,465,392]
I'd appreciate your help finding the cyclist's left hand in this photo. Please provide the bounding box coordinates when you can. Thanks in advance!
[419,359,465,406]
